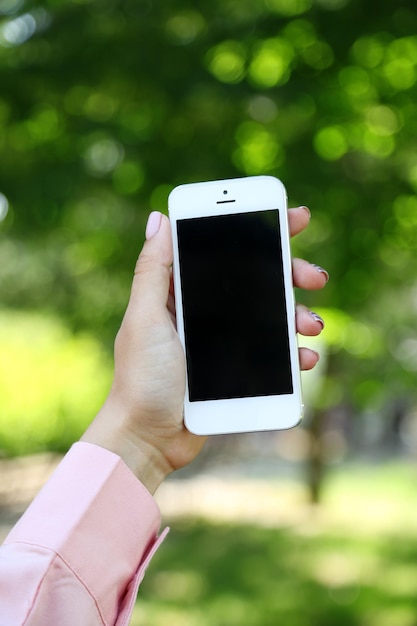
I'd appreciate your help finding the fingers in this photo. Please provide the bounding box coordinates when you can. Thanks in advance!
[299,347,320,371]
[289,206,327,371]
[128,212,173,317]
[131,210,327,370]
[288,206,311,237]
[292,258,329,290]
[289,205,329,290]
[296,304,324,336]
[296,304,324,371]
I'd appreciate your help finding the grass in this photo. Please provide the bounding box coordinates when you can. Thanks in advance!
[132,461,417,626]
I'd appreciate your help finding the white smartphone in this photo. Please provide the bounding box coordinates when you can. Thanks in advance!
[169,175,303,436]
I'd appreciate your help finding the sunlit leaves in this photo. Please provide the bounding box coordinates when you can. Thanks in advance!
[83,136,124,176]
[352,36,385,69]
[248,38,294,88]
[1,0,417,436]
[283,19,317,51]
[0,310,112,455]
[339,66,375,107]
[112,161,145,195]
[165,10,206,45]
[64,85,118,121]
[26,104,64,143]
[6,105,64,152]
[82,91,119,123]
[382,37,417,91]
[313,308,382,360]
[314,97,402,162]
[205,40,246,84]
[353,34,417,93]
[300,39,334,70]
[206,36,295,89]
[205,20,334,89]
[283,19,333,70]
[406,164,417,193]
[361,128,396,158]
[233,122,284,174]
[313,126,348,160]
[391,195,417,250]
[266,0,313,17]
[383,56,415,91]
[150,183,174,212]
[118,103,160,141]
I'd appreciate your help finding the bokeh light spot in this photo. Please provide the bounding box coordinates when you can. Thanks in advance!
[383,57,416,91]
[248,95,278,123]
[406,164,417,193]
[0,0,24,15]
[233,122,284,174]
[342,321,378,357]
[165,10,206,45]
[394,195,417,227]
[362,129,395,158]
[366,105,400,136]
[84,137,124,176]
[352,36,384,68]
[150,184,173,212]
[205,40,246,84]
[112,161,145,195]
[84,92,118,122]
[266,0,312,17]
[316,0,348,8]
[392,337,417,372]
[339,66,374,102]
[248,38,294,88]
[26,105,63,143]
[0,192,9,221]
[314,126,348,160]
[283,19,317,50]
[301,40,334,70]
[1,12,35,46]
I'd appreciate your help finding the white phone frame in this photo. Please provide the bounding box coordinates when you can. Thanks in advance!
[169,175,303,435]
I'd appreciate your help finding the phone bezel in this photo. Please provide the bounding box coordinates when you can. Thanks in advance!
[169,175,302,435]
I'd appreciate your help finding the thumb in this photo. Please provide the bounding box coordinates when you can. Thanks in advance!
[129,212,173,315]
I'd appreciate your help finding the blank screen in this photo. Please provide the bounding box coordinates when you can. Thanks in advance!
[177,209,293,402]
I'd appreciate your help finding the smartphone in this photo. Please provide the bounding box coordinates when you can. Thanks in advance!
[169,175,302,436]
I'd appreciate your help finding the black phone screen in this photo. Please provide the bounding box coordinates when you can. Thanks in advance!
[177,209,293,402]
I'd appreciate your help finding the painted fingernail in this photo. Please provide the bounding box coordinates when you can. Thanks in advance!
[310,311,325,329]
[145,211,162,240]
[312,264,329,283]
[299,205,311,218]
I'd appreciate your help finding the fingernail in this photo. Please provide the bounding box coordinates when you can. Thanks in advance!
[299,205,311,218]
[145,211,162,240]
[312,264,329,283]
[310,311,325,329]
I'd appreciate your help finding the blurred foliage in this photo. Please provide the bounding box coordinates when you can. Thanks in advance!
[0,309,112,455]
[135,464,417,626]
[1,0,417,452]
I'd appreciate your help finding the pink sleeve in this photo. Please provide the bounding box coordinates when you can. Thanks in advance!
[0,441,168,626]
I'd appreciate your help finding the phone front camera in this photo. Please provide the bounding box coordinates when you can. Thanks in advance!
[223,190,228,195]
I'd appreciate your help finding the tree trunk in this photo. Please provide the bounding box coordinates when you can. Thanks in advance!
[306,408,327,504]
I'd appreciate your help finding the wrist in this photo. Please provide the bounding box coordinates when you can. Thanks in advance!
[80,402,172,494]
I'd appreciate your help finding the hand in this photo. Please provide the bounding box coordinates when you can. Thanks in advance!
[289,205,329,370]
[82,206,327,493]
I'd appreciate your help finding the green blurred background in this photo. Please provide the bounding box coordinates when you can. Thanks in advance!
[1,0,417,623]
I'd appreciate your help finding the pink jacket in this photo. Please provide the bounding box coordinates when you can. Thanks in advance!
[0,442,167,625]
